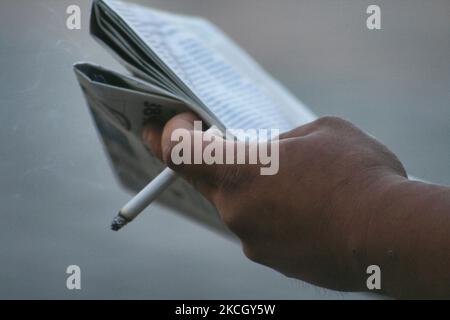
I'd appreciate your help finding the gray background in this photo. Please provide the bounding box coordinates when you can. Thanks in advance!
[0,0,448,299]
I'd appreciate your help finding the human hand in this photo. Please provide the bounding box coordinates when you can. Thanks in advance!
[142,112,409,292]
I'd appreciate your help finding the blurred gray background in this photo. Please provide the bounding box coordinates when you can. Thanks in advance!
[0,0,449,299]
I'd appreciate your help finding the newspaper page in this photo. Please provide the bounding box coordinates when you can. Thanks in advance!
[75,0,318,233]
[95,0,315,131]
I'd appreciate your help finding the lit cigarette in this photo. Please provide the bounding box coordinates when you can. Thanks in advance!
[111,167,178,231]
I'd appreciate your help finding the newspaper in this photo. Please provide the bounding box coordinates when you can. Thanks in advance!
[74,0,316,233]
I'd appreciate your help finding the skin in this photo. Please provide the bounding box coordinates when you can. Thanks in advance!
[142,112,450,299]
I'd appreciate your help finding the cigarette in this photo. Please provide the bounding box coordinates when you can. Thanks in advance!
[111,167,178,231]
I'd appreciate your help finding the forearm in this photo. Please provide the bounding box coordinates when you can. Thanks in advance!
[364,177,450,298]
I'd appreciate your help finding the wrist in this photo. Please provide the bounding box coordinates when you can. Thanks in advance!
[361,178,450,298]
[339,170,410,292]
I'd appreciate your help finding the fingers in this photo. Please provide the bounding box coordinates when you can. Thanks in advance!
[142,112,257,203]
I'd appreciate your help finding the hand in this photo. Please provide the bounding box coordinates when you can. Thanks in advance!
[143,112,410,292]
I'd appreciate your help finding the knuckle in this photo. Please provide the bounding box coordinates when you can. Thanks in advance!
[315,115,348,128]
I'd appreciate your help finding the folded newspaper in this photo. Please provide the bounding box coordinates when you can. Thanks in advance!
[74,0,316,233]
